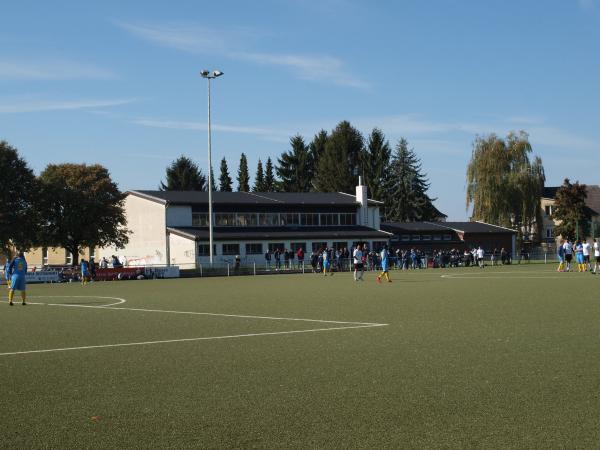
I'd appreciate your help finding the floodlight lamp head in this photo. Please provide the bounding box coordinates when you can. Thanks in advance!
[212,70,224,77]
[200,70,210,77]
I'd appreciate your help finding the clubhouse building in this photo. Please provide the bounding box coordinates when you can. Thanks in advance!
[382,221,517,255]
[102,183,392,268]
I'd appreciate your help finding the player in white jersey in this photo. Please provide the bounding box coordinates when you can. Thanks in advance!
[563,240,573,272]
[582,240,592,272]
[353,244,364,281]
[476,246,485,268]
[593,239,600,274]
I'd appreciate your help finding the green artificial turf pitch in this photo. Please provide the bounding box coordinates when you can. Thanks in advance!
[1,265,600,449]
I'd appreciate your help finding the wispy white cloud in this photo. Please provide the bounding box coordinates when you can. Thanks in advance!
[0,98,137,113]
[132,118,290,138]
[115,21,369,88]
[578,0,596,10]
[0,60,117,80]
[349,114,596,151]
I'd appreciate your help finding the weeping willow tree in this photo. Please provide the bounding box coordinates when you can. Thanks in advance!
[466,131,545,245]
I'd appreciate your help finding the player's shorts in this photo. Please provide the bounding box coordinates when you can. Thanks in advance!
[381,263,388,272]
[576,254,584,264]
[82,271,90,278]
[323,261,329,269]
[354,263,363,270]
[584,255,590,263]
[558,256,564,263]
[565,254,573,262]
[596,255,600,262]
[10,274,26,291]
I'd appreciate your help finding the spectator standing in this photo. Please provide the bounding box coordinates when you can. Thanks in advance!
[296,247,304,269]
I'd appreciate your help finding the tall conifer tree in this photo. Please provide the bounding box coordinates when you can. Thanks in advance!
[264,157,277,191]
[253,159,266,192]
[363,128,391,203]
[314,121,364,193]
[277,135,312,192]
[387,139,439,222]
[237,153,250,192]
[219,157,233,192]
[160,156,206,191]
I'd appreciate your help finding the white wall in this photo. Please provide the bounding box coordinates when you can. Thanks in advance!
[168,233,196,268]
[369,206,381,229]
[166,206,192,227]
[99,194,167,266]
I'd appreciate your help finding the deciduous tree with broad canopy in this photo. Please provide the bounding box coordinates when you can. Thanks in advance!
[0,141,43,255]
[553,178,589,240]
[39,163,129,265]
[466,131,545,244]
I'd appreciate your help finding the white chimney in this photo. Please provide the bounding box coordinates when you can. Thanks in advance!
[356,177,368,226]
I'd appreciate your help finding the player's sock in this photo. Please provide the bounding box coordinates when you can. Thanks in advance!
[21,292,26,305]
[8,290,14,305]
[384,273,390,282]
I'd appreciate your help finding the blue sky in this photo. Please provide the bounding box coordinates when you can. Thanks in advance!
[2,0,599,220]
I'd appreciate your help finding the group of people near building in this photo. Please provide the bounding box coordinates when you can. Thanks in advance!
[557,238,600,273]
[432,247,513,268]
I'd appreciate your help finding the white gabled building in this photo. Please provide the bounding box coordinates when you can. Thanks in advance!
[101,182,391,268]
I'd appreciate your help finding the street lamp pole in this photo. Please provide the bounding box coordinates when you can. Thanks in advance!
[201,70,224,265]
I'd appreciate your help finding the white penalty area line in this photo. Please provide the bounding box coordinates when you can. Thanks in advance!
[0,323,387,357]
[441,273,565,280]
[25,296,384,326]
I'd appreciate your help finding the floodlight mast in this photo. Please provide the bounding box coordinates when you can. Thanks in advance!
[200,69,224,265]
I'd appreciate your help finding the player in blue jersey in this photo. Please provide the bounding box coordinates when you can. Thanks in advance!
[80,258,90,286]
[322,248,331,276]
[557,240,565,272]
[3,259,10,289]
[8,252,27,306]
[574,241,585,272]
[376,245,392,283]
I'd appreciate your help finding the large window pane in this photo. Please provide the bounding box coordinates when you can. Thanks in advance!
[215,213,236,226]
[236,213,258,226]
[245,243,263,254]
[222,243,240,255]
[259,213,280,226]
[192,213,209,226]
[268,243,284,253]
[300,213,319,226]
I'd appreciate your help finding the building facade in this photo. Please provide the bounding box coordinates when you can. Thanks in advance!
[101,184,392,268]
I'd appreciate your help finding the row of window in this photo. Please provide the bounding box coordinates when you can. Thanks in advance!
[198,240,388,256]
[192,212,357,227]
[400,234,453,242]
[41,248,95,265]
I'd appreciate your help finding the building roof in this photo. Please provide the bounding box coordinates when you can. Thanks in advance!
[381,221,516,235]
[542,187,560,199]
[130,190,383,206]
[168,226,393,242]
[585,185,600,215]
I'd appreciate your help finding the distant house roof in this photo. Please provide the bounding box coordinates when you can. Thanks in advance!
[542,187,560,199]
[542,185,600,215]
[168,226,393,241]
[129,190,383,207]
[382,221,516,235]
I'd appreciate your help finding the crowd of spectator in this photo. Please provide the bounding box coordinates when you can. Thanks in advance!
[261,245,513,273]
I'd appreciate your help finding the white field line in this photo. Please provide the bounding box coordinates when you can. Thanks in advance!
[25,296,384,326]
[0,324,387,357]
[441,274,564,280]
[28,295,126,307]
